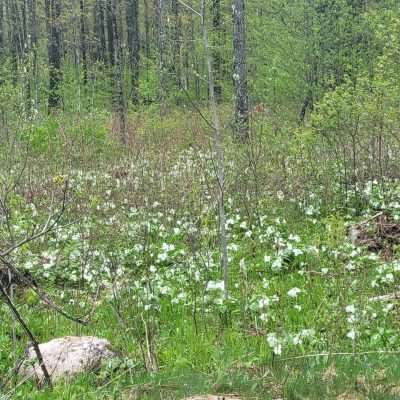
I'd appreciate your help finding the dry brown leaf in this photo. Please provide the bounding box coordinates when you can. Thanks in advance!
[322,364,337,382]
[184,395,242,400]
[336,391,364,400]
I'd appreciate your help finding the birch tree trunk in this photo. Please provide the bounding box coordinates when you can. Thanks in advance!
[200,0,228,301]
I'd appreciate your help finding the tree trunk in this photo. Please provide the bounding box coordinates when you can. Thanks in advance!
[143,0,150,59]
[8,0,21,84]
[171,0,182,89]
[94,0,107,62]
[155,0,166,113]
[111,0,127,143]
[48,0,62,110]
[233,0,249,141]
[0,0,4,57]
[106,0,114,66]
[127,0,140,105]
[211,0,222,102]
[79,0,88,85]
[30,0,39,112]
[200,0,228,302]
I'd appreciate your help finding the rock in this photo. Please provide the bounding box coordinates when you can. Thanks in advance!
[20,336,116,383]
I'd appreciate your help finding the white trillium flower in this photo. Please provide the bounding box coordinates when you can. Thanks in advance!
[267,333,282,355]
[264,255,271,263]
[258,297,270,308]
[345,304,356,314]
[206,280,225,291]
[346,329,356,340]
[287,287,301,298]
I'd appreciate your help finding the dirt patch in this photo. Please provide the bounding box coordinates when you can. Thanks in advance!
[348,212,400,257]
[184,396,242,400]
[336,391,365,400]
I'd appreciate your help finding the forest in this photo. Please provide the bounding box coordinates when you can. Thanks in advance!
[1,0,400,398]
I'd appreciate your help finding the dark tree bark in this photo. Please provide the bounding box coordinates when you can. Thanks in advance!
[93,0,107,62]
[0,0,3,57]
[211,0,222,102]
[171,0,181,89]
[106,0,114,65]
[79,0,88,84]
[111,0,127,143]
[30,0,39,110]
[233,0,249,141]
[143,0,150,59]
[47,0,62,110]
[22,0,27,44]
[127,0,140,104]
[8,0,22,83]
[155,0,166,113]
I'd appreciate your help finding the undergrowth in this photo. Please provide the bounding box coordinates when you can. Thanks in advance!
[1,112,400,399]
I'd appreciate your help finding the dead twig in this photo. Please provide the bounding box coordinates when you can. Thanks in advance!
[0,280,52,388]
[278,350,400,362]
[369,291,400,302]
[356,212,384,226]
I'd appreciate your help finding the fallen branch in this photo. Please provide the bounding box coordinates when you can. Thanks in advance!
[369,291,400,302]
[356,212,384,226]
[278,350,400,362]
[0,255,88,325]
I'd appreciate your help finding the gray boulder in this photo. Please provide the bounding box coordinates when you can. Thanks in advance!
[20,336,116,383]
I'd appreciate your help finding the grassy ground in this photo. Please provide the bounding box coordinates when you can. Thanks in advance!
[1,113,400,399]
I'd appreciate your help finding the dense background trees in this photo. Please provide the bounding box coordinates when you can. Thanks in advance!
[0,0,396,120]
[0,0,398,194]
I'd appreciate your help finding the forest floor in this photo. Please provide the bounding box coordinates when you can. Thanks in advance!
[1,113,400,399]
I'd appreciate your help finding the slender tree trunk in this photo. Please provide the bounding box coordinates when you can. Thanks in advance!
[24,0,32,113]
[171,0,182,89]
[143,0,151,102]
[94,0,107,62]
[143,0,150,59]
[0,0,3,57]
[127,0,140,104]
[211,0,222,101]
[201,0,228,301]
[189,11,200,97]
[22,0,27,44]
[233,0,249,140]
[80,0,88,85]
[48,0,62,110]
[106,0,114,66]
[30,0,39,112]
[155,0,166,113]
[300,2,315,123]
[111,0,127,143]
[8,0,20,84]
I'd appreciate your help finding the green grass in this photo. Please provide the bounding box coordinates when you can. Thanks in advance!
[2,114,400,399]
